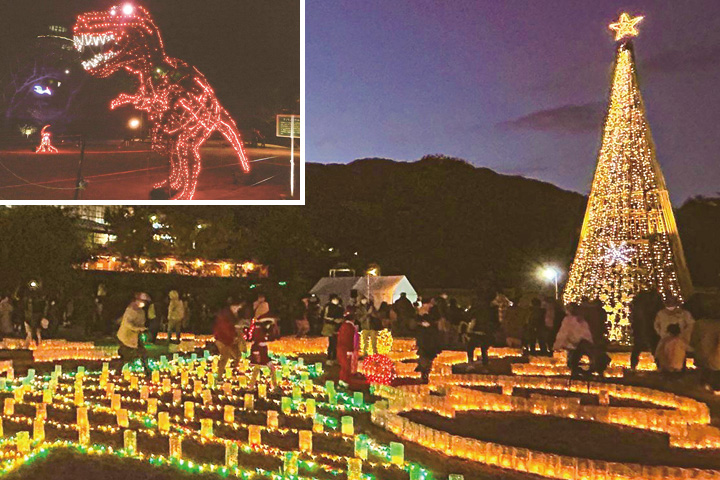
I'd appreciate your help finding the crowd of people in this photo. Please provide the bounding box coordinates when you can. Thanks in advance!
[3,281,720,392]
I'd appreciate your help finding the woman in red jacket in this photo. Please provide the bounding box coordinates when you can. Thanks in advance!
[337,317,359,386]
[214,298,242,372]
[250,317,280,365]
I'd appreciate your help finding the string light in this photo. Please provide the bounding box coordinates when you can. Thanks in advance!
[564,13,692,343]
[73,4,250,200]
[35,125,58,154]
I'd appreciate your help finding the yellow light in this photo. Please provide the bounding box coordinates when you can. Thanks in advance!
[609,13,643,41]
[128,118,141,129]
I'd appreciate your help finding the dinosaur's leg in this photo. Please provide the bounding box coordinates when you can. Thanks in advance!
[171,134,197,200]
[180,128,213,200]
[216,108,250,173]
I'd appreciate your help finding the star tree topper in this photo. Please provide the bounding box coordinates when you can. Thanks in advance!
[609,13,643,41]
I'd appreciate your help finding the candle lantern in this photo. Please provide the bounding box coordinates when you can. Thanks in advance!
[222,405,235,423]
[162,378,172,393]
[111,393,121,411]
[248,424,261,445]
[292,385,301,400]
[200,418,213,437]
[181,371,189,386]
[283,452,298,476]
[36,403,47,420]
[140,385,149,400]
[152,370,160,383]
[169,434,182,458]
[222,382,232,396]
[341,416,354,436]
[353,391,364,407]
[129,375,139,389]
[225,442,238,467]
[202,389,212,405]
[354,435,368,459]
[305,398,316,416]
[4,398,14,415]
[124,429,137,454]
[77,406,88,426]
[299,430,312,452]
[158,411,170,433]
[173,389,182,404]
[258,383,267,398]
[16,431,30,453]
[347,458,362,480]
[78,422,90,446]
[117,408,129,428]
[281,396,292,414]
[267,410,279,428]
[147,398,158,415]
[390,442,404,465]
[312,416,324,433]
[33,417,45,443]
[244,393,254,410]
[184,401,194,419]
[74,387,84,406]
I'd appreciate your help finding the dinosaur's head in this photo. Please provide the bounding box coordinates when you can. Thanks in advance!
[73,3,165,78]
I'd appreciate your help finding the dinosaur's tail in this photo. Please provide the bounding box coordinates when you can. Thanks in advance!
[217,108,250,173]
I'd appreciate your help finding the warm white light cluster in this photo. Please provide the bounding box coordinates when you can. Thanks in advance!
[564,17,692,342]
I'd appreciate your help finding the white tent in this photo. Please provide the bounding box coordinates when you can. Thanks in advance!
[309,275,418,308]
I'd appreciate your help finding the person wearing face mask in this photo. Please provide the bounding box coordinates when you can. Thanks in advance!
[117,292,151,374]
[321,294,344,364]
[654,297,695,347]
[214,296,243,373]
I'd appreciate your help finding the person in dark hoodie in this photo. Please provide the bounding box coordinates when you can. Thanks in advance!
[463,293,498,367]
[416,315,441,383]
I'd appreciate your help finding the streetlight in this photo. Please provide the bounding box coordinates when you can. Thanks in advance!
[128,118,141,129]
[541,266,560,299]
[366,265,379,306]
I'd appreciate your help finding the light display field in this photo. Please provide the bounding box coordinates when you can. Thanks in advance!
[0,350,431,480]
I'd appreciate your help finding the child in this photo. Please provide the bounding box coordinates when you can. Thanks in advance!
[655,323,686,373]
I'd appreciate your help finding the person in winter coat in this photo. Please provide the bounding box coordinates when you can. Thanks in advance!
[0,295,13,336]
[393,292,416,333]
[253,294,270,319]
[295,295,311,337]
[214,297,242,372]
[463,294,498,367]
[554,304,609,377]
[524,298,547,355]
[655,323,686,373]
[416,317,441,382]
[117,292,150,374]
[690,303,720,391]
[249,318,280,365]
[321,295,344,364]
[655,297,694,346]
[337,316,359,386]
[629,289,663,370]
[167,290,185,343]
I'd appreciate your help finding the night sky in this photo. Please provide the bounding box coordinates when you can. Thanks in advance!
[307,1,720,203]
[0,0,299,131]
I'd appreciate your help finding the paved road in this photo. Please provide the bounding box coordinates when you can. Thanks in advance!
[0,141,300,201]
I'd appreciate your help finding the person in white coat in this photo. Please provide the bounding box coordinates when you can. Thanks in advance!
[654,297,694,346]
[167,290,185,343]
[117,292,150,373]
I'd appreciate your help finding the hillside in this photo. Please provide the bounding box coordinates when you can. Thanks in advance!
[302,155,587,289]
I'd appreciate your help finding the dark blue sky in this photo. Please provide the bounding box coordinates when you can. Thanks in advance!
[307,1,720,203]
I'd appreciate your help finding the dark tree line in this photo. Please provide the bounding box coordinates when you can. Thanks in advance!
[1,159,718,301]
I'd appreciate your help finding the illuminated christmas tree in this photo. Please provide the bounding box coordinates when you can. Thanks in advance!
[563,13,693,342]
